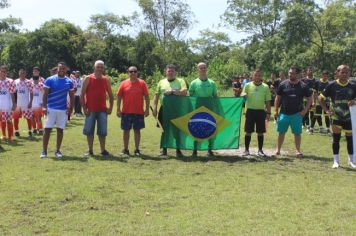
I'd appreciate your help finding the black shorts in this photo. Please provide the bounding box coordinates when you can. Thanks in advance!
[315,104,329,116]
[245,109,266,133]
[331,119,352,132]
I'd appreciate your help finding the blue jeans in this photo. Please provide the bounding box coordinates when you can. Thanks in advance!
[83,112,108,136]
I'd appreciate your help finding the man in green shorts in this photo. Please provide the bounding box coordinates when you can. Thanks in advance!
[153,64,187,157]
[189,62,218,157]
[274,66,313,157]
[241,69,271,157]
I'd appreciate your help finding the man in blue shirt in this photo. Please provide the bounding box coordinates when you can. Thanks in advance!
[41,62,74,159]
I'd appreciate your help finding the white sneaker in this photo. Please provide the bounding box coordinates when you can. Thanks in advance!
[332,162,340,169]
[348,161,356,169]
[40,151,47,159]
[55,151,63,159]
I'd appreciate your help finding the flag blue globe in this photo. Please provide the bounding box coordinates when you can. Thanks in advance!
[188,112,217,139]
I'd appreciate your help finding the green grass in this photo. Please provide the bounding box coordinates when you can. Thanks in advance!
[0,111,355,235]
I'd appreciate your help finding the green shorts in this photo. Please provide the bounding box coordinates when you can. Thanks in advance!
[277,113,303,135]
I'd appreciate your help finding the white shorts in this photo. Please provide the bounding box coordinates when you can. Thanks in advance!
[44,109,68,129]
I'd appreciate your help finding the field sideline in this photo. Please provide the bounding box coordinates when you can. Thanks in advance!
[0,111,355,235]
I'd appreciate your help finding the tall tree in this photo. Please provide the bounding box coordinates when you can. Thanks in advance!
[88,13,132,38]
[222,0,287,39]
[136,0,194,49]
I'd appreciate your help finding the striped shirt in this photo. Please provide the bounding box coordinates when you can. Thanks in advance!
[44,75,74,110]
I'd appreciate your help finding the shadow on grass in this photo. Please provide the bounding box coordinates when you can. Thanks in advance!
[295,154,330,163]
[139,154,294,164]
[92,155,129,163]
[51,156,89,162]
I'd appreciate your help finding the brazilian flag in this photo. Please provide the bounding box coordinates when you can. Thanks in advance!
[161,96,243,150]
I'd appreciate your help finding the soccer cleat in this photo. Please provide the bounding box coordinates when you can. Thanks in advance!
[33,129,38,135]
[332,161,340,169]
[159,148,167,157]
[55,150,63,159]
[84,150,94,157]
[101,150,110,157]
[176,149,183,158]
[207,149,214,156]
[40,151,47,159]
[28,131,33,138]
[15,131,20,137]
[121,149,130,157]
[258,150,267,157]
[242,149,250,156]
[134,149,141,157]
[307,128,313,135]
[348,161,356,169]
[192,150,198,157]
[38,130,44,136]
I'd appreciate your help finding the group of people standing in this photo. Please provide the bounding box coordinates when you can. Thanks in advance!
[0,60,355,169]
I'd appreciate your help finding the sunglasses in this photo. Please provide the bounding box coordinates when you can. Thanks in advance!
[129,70,137,73]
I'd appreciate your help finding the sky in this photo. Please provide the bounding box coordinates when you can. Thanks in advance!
[0,0,246,42]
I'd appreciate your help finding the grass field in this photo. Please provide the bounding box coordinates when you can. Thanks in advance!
[0,111,355,235]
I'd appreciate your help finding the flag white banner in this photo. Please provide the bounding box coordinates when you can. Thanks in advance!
[350,105,356,160]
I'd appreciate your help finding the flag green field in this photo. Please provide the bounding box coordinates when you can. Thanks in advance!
[161,96,243,150]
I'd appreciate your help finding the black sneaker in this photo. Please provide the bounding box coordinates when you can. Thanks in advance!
[176,149,183,158]
[192,150,198,157]
[207,149,214,156]
[121,149,130,157]
[33,129,38,135]
[28,131,33,138]
[101,150,110,157]
[159,148,167,157]
[134,149,141,157]
[84,150,94,157]
[38,130,44,136]
[258,150,267,157]
[15,131,20,137]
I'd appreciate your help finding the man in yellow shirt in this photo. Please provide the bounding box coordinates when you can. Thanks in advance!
[153,64,187,157]
[241,69,271,157]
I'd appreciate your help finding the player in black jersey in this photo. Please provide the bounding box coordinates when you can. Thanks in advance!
[319,65,356,169]
[301,66,318,133]
[310,70,331,134]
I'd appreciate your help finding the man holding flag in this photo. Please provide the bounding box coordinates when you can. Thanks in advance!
[189,62,218,157]
[241,69,271,157]
[152,64,187,157]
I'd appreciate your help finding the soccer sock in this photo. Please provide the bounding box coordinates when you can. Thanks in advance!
[37,121,43,131]
[346,136,353,156]
[311,117,317,129]
[257,135,264,151]
[1,122,6,137]
[14,118,19,131]
[333,154,340,163]
[26,119,32,131]
[7,122,13,139]
[32,119,37,130]
[332,133,341,158]
[325,116,330,128]
[317,116,322,127]
[245,135,251,151]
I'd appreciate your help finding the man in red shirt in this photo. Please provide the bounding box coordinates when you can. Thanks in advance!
[80,60,114,157]
[117,66,150,156]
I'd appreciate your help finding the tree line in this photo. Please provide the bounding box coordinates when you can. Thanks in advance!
[0,0,355,88]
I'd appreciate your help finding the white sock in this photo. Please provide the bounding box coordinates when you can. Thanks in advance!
[333,155,340,163]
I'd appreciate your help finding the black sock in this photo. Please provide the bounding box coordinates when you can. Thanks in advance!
[346,136,353,155]
[317,116,322,127]
[325,116,330,128]
[245,135,251,151]
[332,133,341,155]
[311,117,317,129]
[258,135,264,151]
